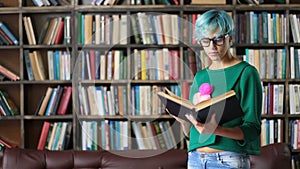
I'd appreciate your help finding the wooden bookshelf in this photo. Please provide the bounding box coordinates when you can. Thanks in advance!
[0,0,299,157]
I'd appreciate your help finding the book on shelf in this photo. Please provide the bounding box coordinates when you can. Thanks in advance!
[0,90,19,116]
[0,137,17,149]
[0,21,19,45]
[37,121,51,150]
[157,88,244,124]
[0,64,20,81]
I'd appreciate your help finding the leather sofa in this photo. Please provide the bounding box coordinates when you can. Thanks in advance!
[0,143,291,169]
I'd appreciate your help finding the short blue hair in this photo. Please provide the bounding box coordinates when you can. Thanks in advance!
[194,9,234,41]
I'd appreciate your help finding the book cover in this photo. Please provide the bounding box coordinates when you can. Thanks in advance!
[0,64,20,81]
[157,88,244,124]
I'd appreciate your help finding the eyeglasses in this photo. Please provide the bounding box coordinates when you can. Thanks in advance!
[198,34,229,47]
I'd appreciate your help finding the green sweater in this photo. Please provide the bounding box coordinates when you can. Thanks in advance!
[188,61,262,155]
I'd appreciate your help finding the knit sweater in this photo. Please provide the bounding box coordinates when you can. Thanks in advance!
[188,61,262,155]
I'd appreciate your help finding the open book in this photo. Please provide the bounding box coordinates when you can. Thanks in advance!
[157,88,244,124]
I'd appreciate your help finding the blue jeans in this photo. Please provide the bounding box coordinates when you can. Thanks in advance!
[188,150,250,169]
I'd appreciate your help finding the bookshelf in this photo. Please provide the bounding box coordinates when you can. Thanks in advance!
[0,0,299,157]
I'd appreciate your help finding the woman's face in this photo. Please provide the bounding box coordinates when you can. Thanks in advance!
[199,30,231,62]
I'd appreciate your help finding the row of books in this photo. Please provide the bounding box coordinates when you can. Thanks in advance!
[78,13,127,45]
[37,121,72,150]
[261,119,284,147]
[131,49,180,81]
[35,85,72,116]
[32,0,71,6]
[24,16,71,45]
[78,12,181,45]
[24,50,72,81]
[243,49,287,79]
[132,121,177,150]
[78,85,127,116]
[130,85,180,116]
[80,48,202,81]
[0,21,19,46]
[77,84,179,116]
[262,83,285,115]
[80,120,177,150]
[80,50,127,80]
[81,120,128,150]
[0,90,19,116]
[289,84,300,115]
[236,12,287,44]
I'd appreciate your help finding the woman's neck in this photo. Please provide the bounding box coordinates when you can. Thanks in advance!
[209,53,241,70]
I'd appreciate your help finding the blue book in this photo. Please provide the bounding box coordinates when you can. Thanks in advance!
[44,88,58,116]
[24,50,34,80]
[0,21,19,45]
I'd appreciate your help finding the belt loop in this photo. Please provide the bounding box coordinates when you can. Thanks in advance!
[216,153,220,160]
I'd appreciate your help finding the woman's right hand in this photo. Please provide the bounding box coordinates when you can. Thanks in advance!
[165,108,189,124]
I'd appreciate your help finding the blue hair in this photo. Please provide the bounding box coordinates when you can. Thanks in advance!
[194,9,234,41]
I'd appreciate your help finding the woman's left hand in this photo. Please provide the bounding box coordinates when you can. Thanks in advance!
[185,113,218,134]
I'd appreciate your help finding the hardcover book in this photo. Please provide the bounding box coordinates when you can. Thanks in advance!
[157,88,244,124]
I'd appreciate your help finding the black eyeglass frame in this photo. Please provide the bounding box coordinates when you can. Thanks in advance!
[198,34,229,47]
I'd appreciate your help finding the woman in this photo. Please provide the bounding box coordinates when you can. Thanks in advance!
[172,9,262,169]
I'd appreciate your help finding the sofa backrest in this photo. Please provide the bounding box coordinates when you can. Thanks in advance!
[0,148,187,169]
[0,143,292,169]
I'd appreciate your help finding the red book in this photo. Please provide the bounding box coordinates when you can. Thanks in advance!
[89,50,96,80]
[54,20,64,44]
[0,65,20,81]
[57,86,72,115]
[37,121,51,150]
[0,137,17,148]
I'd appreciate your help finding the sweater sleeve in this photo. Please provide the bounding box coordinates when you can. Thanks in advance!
[237,66,262,145]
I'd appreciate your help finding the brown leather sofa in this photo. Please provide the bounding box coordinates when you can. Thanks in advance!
[0,143,291,169]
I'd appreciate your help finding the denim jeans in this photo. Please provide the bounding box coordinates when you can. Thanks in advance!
[188,150,250,169]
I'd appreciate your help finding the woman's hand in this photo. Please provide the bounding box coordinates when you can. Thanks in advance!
[185,113,218,135]
[165,108,187,124]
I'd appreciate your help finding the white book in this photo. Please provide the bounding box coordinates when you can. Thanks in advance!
[100,54,106,80]
[141,125,152,149]
[171,14,179,45]
[289,84,296,114]
[87,86,98,116]
[56,122,67,150]
[106,51,113,80]
[145,122,157,150]
[95,87,106,116]
[290,47,295,79]
[121,121,129,150]
[273,84,279,115]
[113,50,120,80]
[119,15,128,45]
[277,84,284,115]
[47,50,54,80]
[132,122,146,149]
[112,14,120,45]
[95,14,101,45]
[100,15,105,44]
[107,90,114,115]
[162,48,169,80]
[267,13,274,44]
[269,119,274,144]
[161,14,172,44]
